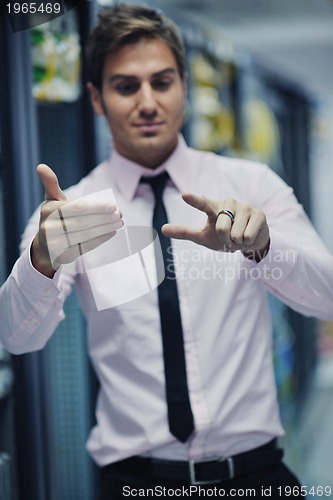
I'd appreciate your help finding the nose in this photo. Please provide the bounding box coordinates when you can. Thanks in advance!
[138,82,157,118]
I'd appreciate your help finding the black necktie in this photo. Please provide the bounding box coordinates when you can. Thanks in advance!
[141,172,195,443]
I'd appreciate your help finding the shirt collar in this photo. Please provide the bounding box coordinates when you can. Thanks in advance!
[108,135,190,201]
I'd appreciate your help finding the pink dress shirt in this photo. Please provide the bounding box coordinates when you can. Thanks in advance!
[1,136,333,466]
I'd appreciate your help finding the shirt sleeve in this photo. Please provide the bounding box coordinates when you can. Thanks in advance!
[0,208,76,354]
[249,165,333,320]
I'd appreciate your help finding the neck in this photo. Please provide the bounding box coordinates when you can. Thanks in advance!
[116,139,179,169]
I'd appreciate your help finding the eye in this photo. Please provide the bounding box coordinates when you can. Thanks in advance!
[152,78,173,91]
[115,82,139,95]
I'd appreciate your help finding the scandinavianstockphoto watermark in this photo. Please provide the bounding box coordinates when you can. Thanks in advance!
[165,246,296,283]
[168,247,296,265]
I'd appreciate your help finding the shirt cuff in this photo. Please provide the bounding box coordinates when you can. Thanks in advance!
[15,240,63,299]
[253,232,297,284]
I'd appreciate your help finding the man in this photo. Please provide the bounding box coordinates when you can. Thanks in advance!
[1,3,333,499]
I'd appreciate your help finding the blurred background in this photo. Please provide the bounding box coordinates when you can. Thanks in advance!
[1,0,333,498]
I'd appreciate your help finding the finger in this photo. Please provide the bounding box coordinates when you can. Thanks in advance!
[37,164,67,201]
[163,223,236,253]
[215,213,234,246]
[53,233,117,267]
[60,199,118,217]
[230,208,251,245]
[66,220,123,246]
[162,223,204,246]
[243,212,267,246]
[57,210,121,233]
[182,193,217,218]
[45,218,123,266]
[42,203,120,248]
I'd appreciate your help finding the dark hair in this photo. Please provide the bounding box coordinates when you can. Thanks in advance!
[85,2,186,90]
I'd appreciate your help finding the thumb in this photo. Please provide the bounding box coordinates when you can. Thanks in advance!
[37,164,67,201]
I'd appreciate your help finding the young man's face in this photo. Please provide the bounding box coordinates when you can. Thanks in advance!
[88,37,187,169]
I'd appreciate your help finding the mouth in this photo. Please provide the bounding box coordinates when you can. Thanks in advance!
[134,121,164,133]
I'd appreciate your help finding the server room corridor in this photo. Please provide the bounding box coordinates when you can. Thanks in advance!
[1,0,333,499]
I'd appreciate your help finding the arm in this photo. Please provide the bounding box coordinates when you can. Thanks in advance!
[163,166,333,320]
[250,167,333,320]
[0,241,73,354]
[0,164,123,354]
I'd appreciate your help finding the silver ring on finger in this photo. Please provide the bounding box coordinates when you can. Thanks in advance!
[216,209,235,225]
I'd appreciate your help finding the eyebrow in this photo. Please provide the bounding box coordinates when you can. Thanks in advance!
[108,68,177,83]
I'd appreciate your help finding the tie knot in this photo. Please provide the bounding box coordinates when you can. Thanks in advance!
[141,171,169,199]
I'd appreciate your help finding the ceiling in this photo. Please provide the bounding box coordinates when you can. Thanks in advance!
[140,0,333,98]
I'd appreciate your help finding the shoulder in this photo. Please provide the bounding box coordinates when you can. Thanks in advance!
[185,146,292,206]
[188,146,268,174]
[187,147,271,188]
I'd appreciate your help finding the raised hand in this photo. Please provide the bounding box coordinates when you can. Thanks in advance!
[162,193,270,261]
[31,164,123,277]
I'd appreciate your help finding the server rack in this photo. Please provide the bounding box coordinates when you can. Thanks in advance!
[0,2,101,498]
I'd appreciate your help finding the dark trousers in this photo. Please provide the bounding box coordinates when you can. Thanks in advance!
[97,461,303,500]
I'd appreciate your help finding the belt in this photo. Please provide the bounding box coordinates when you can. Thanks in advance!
[106,439,283,486]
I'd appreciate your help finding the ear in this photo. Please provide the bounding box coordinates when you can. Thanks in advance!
[182,72,188,106]
[86,82,105,116]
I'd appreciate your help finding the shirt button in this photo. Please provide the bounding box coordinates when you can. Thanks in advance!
[44,288,52,296]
